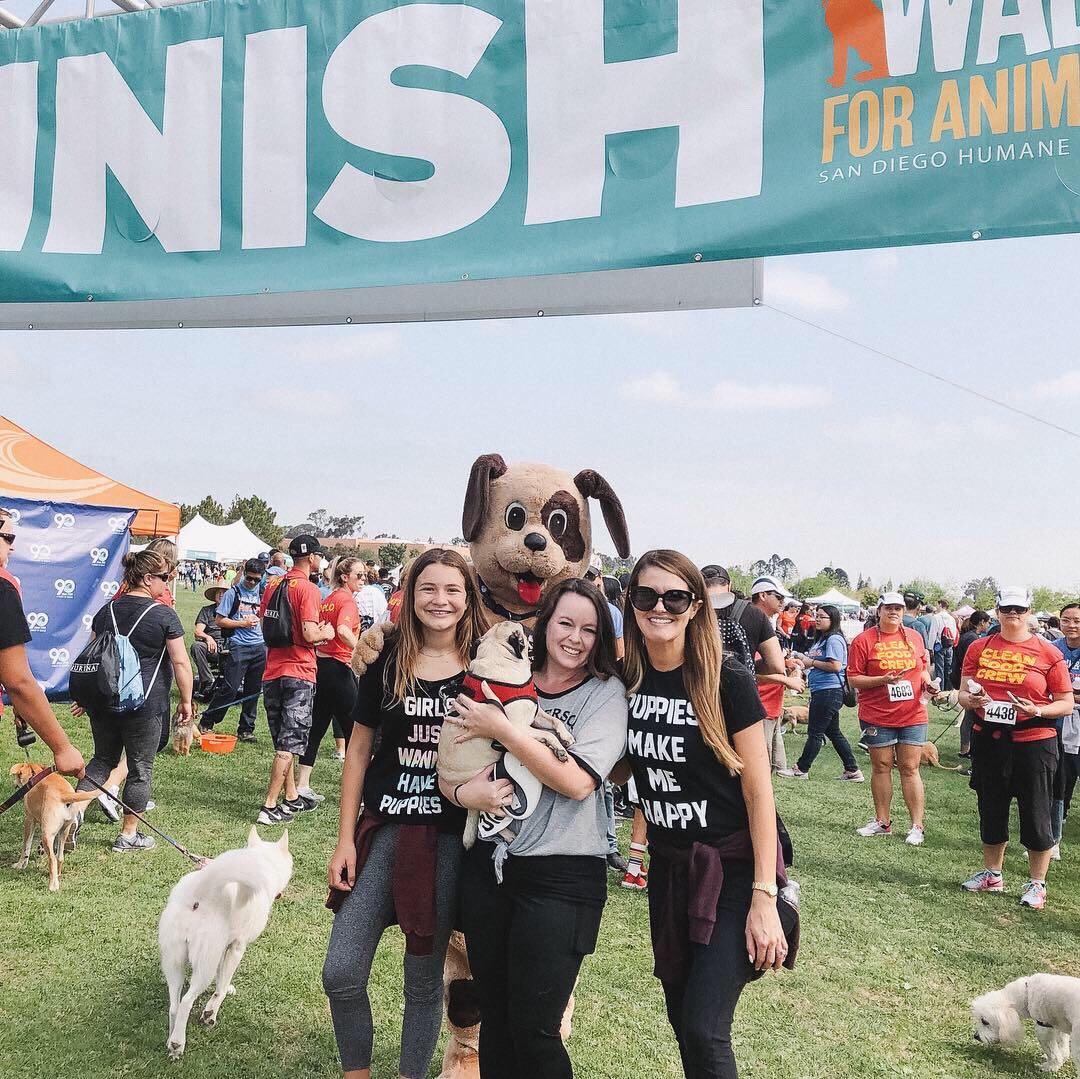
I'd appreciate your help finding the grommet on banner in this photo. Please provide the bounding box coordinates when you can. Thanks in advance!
[345,316,353,324]
[461,273,469,280]
[86,295,93,302]
[693,253,702,262]
[972,230,982,239]
[177,322,184,328]
[753,297,762,306]
[537,310,544,317]
[27,324,33,330]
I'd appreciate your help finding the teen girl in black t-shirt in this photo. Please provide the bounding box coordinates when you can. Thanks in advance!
[622,550,789,1079]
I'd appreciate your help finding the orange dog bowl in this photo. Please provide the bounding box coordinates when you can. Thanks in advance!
[200,732,237,754]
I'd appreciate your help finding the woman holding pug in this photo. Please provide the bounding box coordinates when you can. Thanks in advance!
[958,587,1074,910]
[323,549,507,1079]
[445,578,627,1079]
[847,592,931,846]
[622,550,792,1079]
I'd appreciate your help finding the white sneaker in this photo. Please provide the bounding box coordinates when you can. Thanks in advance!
[839,769,865,782]
[1049,844,1061,861]
[856,819,892,837]
[97,785,122,823]
[297,786,326,804]
[905,826,925,847]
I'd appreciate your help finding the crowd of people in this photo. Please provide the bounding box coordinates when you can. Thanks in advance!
[2,500,1078,1079]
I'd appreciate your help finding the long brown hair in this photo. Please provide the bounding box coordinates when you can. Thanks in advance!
[531,578,619,681]
[390,548,486,703]
[622,550,742,774]
[120,549,170,591]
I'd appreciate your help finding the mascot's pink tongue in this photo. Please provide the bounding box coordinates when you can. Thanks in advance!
[517,578,543,606]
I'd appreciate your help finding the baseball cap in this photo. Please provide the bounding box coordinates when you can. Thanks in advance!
[288,534,325,558]
[701,564,730,584]
[750,575,792,599]
[878,591,905,607]
[996,586,1032,609]
[902,590,922,606]
[257,551,271,563]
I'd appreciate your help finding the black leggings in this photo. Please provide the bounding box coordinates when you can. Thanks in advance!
[78,706,164,813]
[302,657,357,768]
[460,845,605,1079]
[797,688,857,774]
[650,857,756,1079]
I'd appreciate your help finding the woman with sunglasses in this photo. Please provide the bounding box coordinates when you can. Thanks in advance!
[778,605,863,782]
[73,550,193,852]
[958,588,1074,910]
[448,578,627,1079]
[622,550,791,1079]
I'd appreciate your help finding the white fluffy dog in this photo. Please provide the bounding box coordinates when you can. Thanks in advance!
[158,828,293,1060]
[971,973,1080,1072]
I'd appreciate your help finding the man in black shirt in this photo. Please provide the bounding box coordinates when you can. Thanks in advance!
[192,582,228,702]
[0,510,85,776]
[701,565,784,676]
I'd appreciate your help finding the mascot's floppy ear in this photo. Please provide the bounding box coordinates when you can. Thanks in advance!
[574,469,631,558]
[462,453,508,541]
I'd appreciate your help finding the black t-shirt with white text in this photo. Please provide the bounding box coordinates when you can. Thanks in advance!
[352,645,467,833]
[0,575,31,651]
[627,657,764,846]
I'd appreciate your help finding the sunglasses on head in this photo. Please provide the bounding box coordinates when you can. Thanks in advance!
[999,605,1028,615]
[629,586,696,615]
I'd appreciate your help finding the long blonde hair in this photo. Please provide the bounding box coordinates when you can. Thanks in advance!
[389,548,486,703]
[622,550,742,774]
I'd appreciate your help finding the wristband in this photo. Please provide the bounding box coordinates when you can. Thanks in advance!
[451,782,465,807]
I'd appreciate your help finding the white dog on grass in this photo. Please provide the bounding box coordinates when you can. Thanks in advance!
[971,973,1080,1072]
[158,827,293,1060]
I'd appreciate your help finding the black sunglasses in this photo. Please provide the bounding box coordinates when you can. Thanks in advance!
[629,586,696,615]
[998,605,1028,615]
[0,532,14,546]
[149,572,171,582]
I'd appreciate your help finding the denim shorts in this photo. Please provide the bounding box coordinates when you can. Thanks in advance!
[263,676,315,754]
[858,721,929,748]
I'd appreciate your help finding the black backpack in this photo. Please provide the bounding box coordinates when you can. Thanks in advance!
[261,578,295,648]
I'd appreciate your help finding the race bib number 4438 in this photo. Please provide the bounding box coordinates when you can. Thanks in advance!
[983,702,1017,726]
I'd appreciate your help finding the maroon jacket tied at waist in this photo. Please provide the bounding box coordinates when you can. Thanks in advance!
[648,829,800,986]
[325,811,439,957]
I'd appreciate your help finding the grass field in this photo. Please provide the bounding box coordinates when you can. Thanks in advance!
[1,585,1078,1078]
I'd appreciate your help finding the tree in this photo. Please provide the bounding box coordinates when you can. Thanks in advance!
[599,552,636,576]
[962,576,999,610]
[378,542,408,570]
[326,514,365,539]
[179,503,198,528]
[791,573,834,600]
[225,494,283,548]
[193,495,225,525]
[898,578,948,605]
[749,554,799,583]
[1033,586,1071,614]
[819,566,851,589]
[450,536,467,548]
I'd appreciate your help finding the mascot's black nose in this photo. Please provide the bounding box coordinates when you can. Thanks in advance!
[524,532,547,552]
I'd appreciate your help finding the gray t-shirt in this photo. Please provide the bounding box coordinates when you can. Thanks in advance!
[504,675,628,859]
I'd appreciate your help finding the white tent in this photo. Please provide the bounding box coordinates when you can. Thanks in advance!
[177,514,268,563]
[808,586,861,610]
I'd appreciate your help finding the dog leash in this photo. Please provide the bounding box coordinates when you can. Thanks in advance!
[0,764,56,817]
[79,773,208,867]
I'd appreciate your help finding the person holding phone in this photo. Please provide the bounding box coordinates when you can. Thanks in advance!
[847,593,932,846]
[957,588,1075,910]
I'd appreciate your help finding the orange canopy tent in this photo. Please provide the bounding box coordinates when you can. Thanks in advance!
[0,415,179,537]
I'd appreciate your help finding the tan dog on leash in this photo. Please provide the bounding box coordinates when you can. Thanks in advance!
[9,762,97,892]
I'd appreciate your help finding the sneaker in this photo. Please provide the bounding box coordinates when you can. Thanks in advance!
[839,769,865,782]
[283,794,318,814]
[257,804,292,826]
[297,786,326,804]
[69,810,83,851]
[777,766,809,779]
[620,871,648,891]
[97,785,121,823]
[1049,844,1061,862]
[237,732,257,744]
[1019,880,1047,909]
[856,819,892,837]
[607,852,629,874]
[905,826,925,847]
[961,869,1004,893]
[112,831,155,853]
[144,801,156,812]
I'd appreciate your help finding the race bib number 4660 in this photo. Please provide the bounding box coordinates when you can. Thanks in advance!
[887,682,915,703]
[983,702,1017,726]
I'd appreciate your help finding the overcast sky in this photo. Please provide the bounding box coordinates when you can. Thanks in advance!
[6,234,1079,591]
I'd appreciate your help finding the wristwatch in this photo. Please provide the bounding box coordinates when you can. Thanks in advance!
[752,881,778,898]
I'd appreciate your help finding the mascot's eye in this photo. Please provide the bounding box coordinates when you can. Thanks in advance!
[505,503,527,531]
[546,509,568,539]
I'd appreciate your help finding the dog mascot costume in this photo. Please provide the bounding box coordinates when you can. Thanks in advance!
[353,452,630,1079]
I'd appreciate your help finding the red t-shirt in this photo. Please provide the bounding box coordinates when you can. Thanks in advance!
[387,590,403,625]
[778,611,796,636]
[962,633,1071,743]
[317,587,360,666]
[757,679,785,720]
[260,569,323,683]
[847,627,928,728]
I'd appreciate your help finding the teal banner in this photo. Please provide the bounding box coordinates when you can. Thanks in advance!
[2,0,1080,304]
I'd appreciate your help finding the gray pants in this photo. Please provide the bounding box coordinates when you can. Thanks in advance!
[322,825,462,1077]
[763,717,788,771]
[78,706,164,813]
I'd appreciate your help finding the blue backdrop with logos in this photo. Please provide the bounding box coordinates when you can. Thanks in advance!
[3,497,134,701]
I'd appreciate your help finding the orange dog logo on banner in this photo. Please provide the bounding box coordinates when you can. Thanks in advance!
[823,0,890,87]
